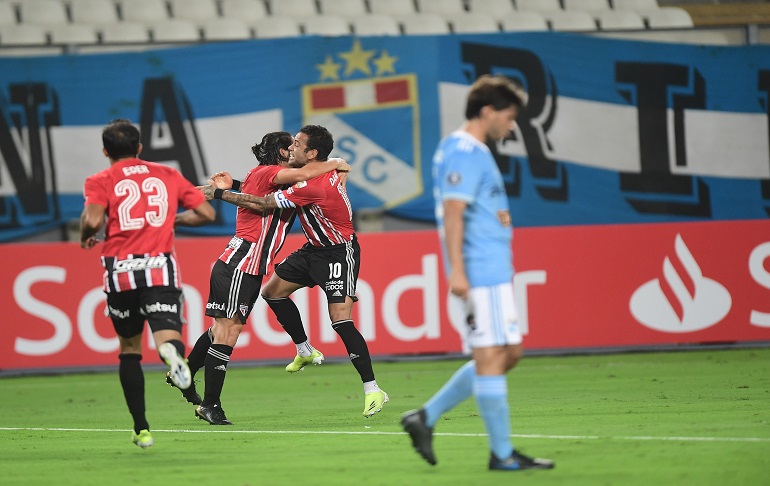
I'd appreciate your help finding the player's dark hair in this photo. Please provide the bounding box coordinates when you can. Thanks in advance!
[465,74,528,120]
[251,131,293,166]
[102,118,141,160]
[298,124,333,161]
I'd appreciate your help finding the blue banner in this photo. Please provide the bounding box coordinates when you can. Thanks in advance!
[0,32,768,239]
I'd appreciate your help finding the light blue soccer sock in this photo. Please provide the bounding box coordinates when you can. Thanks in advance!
[474,375,514,460]
[423,360,476,428]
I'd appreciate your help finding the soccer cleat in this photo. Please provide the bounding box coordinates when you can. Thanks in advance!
[195,403,233,425]
[166,371,202,405]
[401,409,436,465]
[158,342,191,390]
[488,450,555,471]
[362,389,389,417]
[285,349,324,373]
[131,429,154,448]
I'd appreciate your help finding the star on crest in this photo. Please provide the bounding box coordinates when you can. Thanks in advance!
[338,39,376,77]
[373,50,398,76]
[316,55,342,81]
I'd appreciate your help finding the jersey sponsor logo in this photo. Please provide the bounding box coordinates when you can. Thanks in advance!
[302,40,422,210]
[121,165,150,176]
[107,306,130,319]
[630,234,731,333]
[325,280,344,291]
[144,302,178,314]
[293,181,307,189]
[113,255,168,273]
[206,302,226,311]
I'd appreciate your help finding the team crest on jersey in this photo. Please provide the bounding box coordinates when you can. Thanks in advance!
[302,40,423,210]
[447,172,462,185]
[239,304,248,316]
[293,181,307,189]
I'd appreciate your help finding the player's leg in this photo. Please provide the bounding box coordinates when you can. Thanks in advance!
[195,262,261,424]
[469,283,554,471]
[109,290,153,448]
[262,252,324,372]
[143,286,191,393]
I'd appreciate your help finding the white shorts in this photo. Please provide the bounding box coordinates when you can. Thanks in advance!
[449,281,522,349]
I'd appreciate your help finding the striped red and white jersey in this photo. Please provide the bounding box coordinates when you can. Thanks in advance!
[218,164,296,275]
[274,170,354,247]
[83,158,205,293]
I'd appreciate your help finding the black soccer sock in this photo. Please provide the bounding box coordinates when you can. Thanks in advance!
[118,353,149,434]
[264,297,308,344]
[202,344,233,406]
[187,328,213,378]
[332,319,375,383]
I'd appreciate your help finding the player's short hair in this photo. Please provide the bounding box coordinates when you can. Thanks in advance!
[465,74,528,120]
[251,131,293,166]
[298,124,333,161]
[102,118,141,160]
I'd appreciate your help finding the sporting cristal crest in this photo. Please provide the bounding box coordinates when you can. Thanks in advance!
[302,40,422,210]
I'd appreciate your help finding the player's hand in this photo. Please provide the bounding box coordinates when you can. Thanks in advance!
[80,236,100,249]
[448,270,470,298]
[338,170,348,186]
[208,171,234,189]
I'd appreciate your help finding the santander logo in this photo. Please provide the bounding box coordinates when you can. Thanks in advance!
[630,234,731,333]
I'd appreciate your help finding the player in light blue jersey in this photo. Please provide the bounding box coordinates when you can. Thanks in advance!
[402,75,554,472]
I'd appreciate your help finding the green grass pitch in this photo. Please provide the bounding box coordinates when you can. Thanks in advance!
[1,348,768,485]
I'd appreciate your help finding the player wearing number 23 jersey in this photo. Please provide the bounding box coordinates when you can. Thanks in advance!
[83,157,206,293]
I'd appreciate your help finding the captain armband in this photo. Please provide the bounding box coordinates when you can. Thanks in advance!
[274,191,296,209]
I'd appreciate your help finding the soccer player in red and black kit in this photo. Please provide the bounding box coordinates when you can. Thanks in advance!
[200,125,388,418]
[80,119,216,448]
[184,131,350,425]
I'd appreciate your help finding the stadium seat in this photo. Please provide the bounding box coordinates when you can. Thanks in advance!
[416,0,465,16]
[201,18,252,40]
[563,0,611,14]
[169,0,219,23]
[597,10,645,30]
[646,7,693,29]
[151,19,201,42]
[318,0,367,19]
[19,0,68,25]
[450,13,500,34]
[369,0,417,17]
[100,21,151,43]
[515,0,562,14]
[0,1,16,26]
[611,0,660,12]
[70,0,120,25]
[253,16,301,38]
[119,0,170,24]
[467,0,516,17]
[351,14,401,36]
[547,10,597,31]
[49,23,99,44]
[303,15,350,36]
[220,0,268,23]
[0,24,48,45]
[500,11,548,31]
[400,13,450,35]
[269,0,318,17]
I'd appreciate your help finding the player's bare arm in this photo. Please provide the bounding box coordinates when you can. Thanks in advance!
[199,183,278,212]
[79,203,105,249]
[443,199,470,298]
[175,200,216,227]
[273,158,350,185]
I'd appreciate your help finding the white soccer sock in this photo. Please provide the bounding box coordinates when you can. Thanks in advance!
[363,380,380,394]
[296,341,314,357]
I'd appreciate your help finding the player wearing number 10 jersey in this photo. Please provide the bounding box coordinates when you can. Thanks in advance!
[80,118,215,448]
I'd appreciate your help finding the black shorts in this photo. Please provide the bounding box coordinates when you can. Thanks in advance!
[106,286,184,338]
[206,259,265,324]
[275,236,360,304]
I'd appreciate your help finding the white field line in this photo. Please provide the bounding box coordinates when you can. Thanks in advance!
[0,427,768,443]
